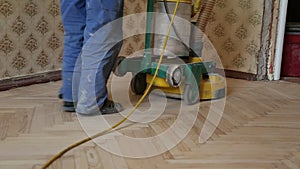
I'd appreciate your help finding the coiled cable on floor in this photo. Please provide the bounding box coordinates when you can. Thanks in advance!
[41,1,180,168]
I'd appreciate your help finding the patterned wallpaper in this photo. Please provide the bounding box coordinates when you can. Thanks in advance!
[0,0,63,80]
[119,0,147,57]
[205,0,264,74]
[0,0,274,80]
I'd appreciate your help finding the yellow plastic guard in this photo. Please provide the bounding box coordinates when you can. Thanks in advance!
[147,73,225,100]
[193,0,202,14]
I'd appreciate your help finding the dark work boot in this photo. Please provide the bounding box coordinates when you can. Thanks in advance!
[63,101,75,112]
[100,99,123,115]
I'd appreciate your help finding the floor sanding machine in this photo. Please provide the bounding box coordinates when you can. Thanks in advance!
[41,2,227,167]
[114,0,225,104]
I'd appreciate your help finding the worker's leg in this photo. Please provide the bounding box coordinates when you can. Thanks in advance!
[76,0,124,115]
[60,0,86,109]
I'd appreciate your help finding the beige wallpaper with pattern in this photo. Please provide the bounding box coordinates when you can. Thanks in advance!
[0,0,63,80]
[119,0,147,57]
[0,0,272,80]
[205,0,264,74]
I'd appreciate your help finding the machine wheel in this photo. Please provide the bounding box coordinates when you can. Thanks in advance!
[183,84,199,105]
[131,73,147,95]
[202,73,209,80]
[113,56,126,77]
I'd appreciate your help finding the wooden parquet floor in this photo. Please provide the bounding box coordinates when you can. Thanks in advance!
[0,78,300,169]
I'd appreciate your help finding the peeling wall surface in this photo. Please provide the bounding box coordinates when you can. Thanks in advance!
[0,0,278,80]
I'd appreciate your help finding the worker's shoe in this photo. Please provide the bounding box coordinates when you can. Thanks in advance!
[100,99,123,115]
[58,87,63,99]
[63,101,76,112]
[58,93,63,99]
[66,99,123,115]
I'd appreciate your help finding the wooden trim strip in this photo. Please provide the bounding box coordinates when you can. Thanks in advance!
[0,68,258,92]
[224,70,257,81]
[214,68,257,81]
[0,71,61,91]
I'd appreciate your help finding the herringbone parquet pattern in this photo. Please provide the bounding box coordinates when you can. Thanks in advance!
[0,78,300,169]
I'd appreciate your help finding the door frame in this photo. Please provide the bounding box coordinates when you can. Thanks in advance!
[274,0,288,80]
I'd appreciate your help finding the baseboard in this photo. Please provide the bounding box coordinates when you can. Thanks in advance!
[224,70,257,81]
[281,77,300,84]
[0,71,61,91]
[0,69,259,92]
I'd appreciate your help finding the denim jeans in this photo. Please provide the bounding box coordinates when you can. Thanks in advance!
[60,0,123,114]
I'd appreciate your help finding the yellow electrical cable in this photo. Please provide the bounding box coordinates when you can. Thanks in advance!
[41,1,180,168]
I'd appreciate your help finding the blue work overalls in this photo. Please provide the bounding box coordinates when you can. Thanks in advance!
[60,0,124,114]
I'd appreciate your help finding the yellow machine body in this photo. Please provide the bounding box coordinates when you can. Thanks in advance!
[146,58,226,100]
